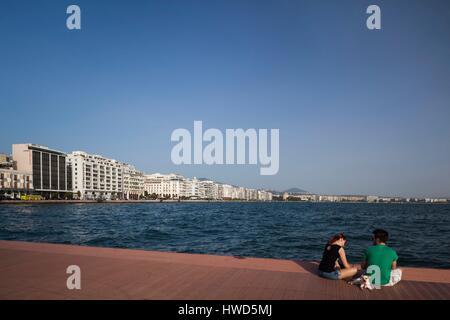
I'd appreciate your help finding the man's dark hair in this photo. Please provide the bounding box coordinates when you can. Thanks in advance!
[373,229,389,243]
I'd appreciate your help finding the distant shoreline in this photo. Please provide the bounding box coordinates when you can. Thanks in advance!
[0,199,448,205]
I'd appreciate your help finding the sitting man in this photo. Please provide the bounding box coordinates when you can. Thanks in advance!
[361,229,402,287]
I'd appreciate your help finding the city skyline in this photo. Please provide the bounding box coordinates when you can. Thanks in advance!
[1,142,448,200]
[1,1,450,198]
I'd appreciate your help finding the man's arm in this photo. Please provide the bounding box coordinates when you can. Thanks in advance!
[391,250,399,270]
[361,250,368,270]
[392,260,397,270]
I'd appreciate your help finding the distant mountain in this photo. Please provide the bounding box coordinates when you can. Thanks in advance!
[283,187,309,195]
[196,179,309,194]
[266,187,309,196]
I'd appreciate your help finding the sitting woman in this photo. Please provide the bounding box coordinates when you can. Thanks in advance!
[318,233,358,280]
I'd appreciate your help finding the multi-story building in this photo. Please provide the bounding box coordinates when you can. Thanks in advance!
[220,184,235,200]
[4,145,274,202]
[245,188,258,201]
[318,195,367,202]
[144,173,273,201]
[367,195,379,202]
[285,194,317,201]
[258,190,273,201]
[236,187,246,200]
[12,144,72,199]
[68,151,123,200]
[0,168,33,199]
[185,177,202,199]
[123,164,145,200]
[144,173,185,199]
[200,180,220,200]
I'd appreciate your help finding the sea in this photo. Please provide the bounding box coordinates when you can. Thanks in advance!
[0,202,449,268]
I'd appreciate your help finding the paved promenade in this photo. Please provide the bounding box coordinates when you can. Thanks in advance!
[0,240,449,300]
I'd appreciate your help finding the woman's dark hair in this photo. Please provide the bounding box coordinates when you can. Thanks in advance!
[328,233,346,245]
[373,229,389,243]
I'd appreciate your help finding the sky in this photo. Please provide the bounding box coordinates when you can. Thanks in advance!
[0,0,449,197]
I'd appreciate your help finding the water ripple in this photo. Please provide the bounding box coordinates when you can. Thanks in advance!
[0,202,449,268]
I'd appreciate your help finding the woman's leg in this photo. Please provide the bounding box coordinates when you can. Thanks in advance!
[339,267,358,280]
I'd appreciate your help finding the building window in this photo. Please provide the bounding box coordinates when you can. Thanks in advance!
[32,151,41,190]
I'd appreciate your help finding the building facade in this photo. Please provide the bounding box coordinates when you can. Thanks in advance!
[68,151,123,200]
[0,168,33,199]
[12,144,72,199]
[123,164,145,200]
[144,173,185,199]
[199,180,220,200]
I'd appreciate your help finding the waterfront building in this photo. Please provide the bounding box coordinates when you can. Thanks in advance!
[246,188,258,201]
[236,187,246,200]
[0,168,33,199]
[67,151,123,200]
[318,195,367,202]
[221,184,236,200]
[123,164,145,200]
[199,180,220,200]
[12,144,72,199]
[144,173,185,199]
[143,175,270,201]
[285,194,317,201]
[257,190,273,201]
[318,195,339,202]
[182,177,202,199]
[338,195,367,202]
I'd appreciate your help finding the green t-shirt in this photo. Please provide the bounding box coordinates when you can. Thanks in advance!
[364,244,398,285]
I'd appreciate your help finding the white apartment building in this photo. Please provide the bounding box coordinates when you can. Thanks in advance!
[221,184,235,200]
[123,164,145,200]
[199,180,220,200]
[184,177,202,199]
[144,173,185,199]
[143,173,273,201]
[246,188,258,201]
[144,175,221,200]
[236,187,246,200]
[68,151,123,200]
[258,190,273,201]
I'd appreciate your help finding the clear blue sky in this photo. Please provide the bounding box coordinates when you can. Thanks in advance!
[1,0,449,197]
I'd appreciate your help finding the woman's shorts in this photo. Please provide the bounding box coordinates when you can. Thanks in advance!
[318,269,340,280]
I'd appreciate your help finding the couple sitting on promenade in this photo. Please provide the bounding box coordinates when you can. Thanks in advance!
[318,229,402,287]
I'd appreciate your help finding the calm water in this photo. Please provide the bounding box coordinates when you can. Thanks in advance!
[0,202,449,268]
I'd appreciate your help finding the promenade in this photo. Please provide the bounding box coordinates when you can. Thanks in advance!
[0,240,449,300]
